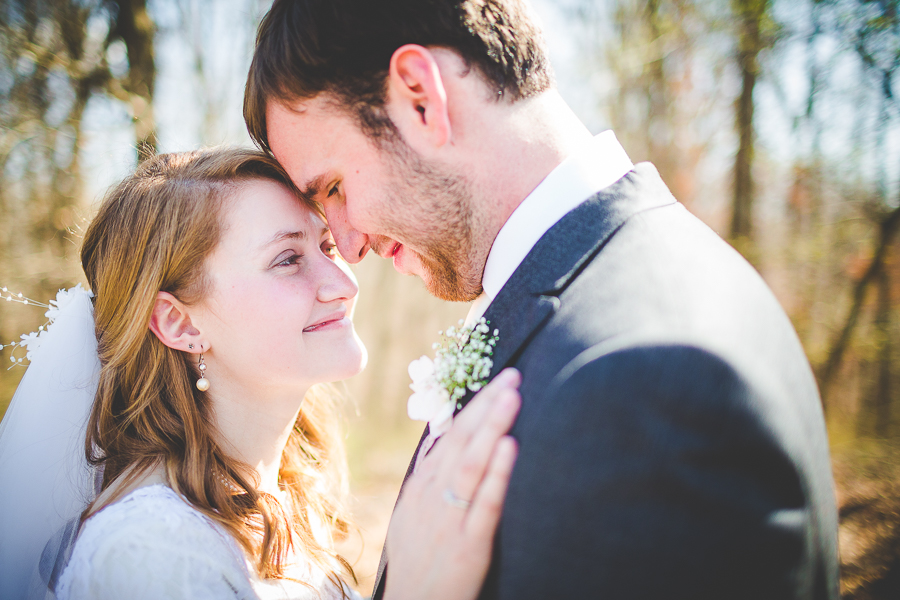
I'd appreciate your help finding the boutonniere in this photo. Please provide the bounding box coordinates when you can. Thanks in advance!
[407,317,499,437]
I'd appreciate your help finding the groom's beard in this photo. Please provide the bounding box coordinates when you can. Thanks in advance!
[384,139,484,302]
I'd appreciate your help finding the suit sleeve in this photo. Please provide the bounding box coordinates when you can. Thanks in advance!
[483,344,812,600]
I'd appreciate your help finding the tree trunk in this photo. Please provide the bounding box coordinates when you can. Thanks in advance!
[873,268,893,437]
[820,206,900,400]
[112,0,157,162]
[856,267,895,438]
[730,0,766,244]
[645,0,671,177]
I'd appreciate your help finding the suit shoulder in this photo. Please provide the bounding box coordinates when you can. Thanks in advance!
[545,341,763,419]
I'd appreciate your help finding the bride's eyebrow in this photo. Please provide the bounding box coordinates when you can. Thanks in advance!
[260,226,330,250]
[260,229,307,250]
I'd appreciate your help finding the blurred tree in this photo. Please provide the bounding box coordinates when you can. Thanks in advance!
[730,0,777,246]
[584,0,731,212]
[578,0,780,243]
[0,0,157,411]
[160,0,271,145]
[107,0,157,161]
[815,0,900,410]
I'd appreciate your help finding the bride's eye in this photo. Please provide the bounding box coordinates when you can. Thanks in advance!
[327,183,339,198]
[276,253,303,267]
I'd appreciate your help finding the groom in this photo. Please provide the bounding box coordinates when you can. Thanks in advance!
[244,1,839,598]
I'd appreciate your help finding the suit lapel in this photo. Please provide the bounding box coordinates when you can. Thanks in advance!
[480,292,558,377]
[467,162,677,404]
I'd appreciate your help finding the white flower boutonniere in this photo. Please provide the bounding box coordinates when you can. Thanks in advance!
[407,317,499,436]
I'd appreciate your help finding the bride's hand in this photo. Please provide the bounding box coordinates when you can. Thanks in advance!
[383,368,521,600]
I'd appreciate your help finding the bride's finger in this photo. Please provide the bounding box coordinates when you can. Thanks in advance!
[429,369,521,471]
[445,387,520,505]
[411,368,520,512]
[464,435,518,539]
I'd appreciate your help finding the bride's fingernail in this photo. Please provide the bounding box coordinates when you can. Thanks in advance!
[497,368,521,387]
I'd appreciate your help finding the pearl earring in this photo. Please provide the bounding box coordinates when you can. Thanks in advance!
[196,352,210,392]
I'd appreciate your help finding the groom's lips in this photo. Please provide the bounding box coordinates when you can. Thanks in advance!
[391,242,409,274]
[373,240,399,259]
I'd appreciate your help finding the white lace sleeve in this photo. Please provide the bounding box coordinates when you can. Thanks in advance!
[56,486,258,600]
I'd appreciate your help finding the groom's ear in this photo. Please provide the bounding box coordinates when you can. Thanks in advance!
[148,291,207,353]
[387,45,452,148]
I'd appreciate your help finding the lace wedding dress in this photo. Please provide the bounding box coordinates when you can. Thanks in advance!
[55,485,360,600]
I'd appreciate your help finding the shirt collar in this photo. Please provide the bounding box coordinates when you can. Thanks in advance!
[481,130,634,300]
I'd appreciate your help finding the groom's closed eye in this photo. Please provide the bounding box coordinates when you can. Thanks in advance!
[297,174,334,200]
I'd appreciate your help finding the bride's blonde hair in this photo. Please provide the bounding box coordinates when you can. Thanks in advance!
[80,148,354,589]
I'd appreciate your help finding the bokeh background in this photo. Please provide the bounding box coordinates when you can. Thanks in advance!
[1,0,899,597]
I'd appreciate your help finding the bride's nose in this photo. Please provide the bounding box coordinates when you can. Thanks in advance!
[315,255,359,304]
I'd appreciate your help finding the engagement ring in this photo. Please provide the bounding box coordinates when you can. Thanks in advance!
[443,488,471,510]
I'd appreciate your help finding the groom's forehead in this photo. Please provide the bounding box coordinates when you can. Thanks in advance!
[266,98,353,190]
[267,93,399,200]
[266,95,366,150]
[267,94,352,128]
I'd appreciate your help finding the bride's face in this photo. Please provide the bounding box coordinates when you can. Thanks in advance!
[191,178,367,395]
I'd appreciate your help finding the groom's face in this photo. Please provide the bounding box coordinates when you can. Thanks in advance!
[266,97,482,301]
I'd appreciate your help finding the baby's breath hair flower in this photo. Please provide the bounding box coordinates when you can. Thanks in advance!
[407,317,499,436]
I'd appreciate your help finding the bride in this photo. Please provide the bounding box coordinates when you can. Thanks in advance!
[0,147,520,600]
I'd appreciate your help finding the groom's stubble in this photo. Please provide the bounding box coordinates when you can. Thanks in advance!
[379,130,487,303]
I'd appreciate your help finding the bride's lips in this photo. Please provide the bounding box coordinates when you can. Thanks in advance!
[302,311,349,333]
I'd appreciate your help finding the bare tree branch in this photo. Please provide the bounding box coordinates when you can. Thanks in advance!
[819,204,900,397]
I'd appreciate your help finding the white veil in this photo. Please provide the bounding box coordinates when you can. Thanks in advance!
[0,287,100,600]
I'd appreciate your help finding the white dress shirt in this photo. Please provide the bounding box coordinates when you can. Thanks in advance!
[465,131,634,326]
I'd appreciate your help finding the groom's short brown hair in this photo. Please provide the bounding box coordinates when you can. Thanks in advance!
[244,0,553,152]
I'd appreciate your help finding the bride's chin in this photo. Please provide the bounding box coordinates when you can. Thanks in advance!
[346,340,368,377]
[326,339,368,383]
[355,341,368,373]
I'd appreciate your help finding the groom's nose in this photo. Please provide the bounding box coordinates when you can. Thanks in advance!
[322,203,370,263]
[334,226,371,264]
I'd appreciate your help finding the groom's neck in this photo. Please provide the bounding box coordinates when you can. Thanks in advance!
[465,89,594,256]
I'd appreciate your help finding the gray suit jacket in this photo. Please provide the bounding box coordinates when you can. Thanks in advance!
[373,163,839,600]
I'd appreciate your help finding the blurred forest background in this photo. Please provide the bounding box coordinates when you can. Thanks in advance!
[1,0,899,597]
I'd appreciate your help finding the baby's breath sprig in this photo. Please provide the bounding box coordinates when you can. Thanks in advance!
[432,317,499,408]
[407,317,500,438]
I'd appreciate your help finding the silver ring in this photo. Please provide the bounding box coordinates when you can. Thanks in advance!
[443,488,471,510]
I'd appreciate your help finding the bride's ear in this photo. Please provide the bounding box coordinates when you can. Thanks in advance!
[148,291,207,353]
